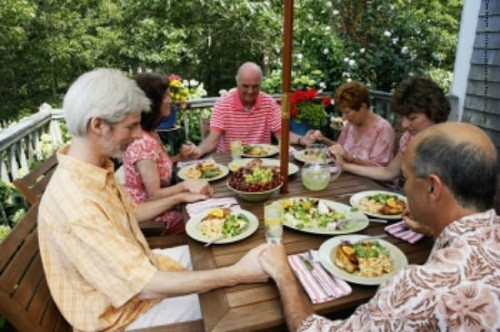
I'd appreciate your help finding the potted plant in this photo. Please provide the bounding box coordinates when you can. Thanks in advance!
[290,89,331,135]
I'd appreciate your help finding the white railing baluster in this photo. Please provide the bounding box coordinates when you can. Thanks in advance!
[8,146,20,181]
[0,156,10,183]
[19,139,29,176]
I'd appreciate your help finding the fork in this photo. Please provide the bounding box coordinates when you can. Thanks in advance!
[335,193,355,198]
[204,236,224,247]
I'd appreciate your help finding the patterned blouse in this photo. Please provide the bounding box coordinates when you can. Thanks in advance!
[338,116,395,166]
[299,209,500,332]
[123,130,183,228]
[123,130,173,203]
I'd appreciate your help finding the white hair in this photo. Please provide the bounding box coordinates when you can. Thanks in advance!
[63,68,151,136]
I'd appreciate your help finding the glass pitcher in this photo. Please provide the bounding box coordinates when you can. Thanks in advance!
[301,162,331,191]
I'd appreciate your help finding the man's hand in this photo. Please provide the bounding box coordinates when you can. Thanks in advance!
[180,142,198,158]
[230,244,270,283]
[259,244,292,280]
[402,209,432,236]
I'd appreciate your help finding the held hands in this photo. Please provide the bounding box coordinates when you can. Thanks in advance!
[180,142,198,159]
[305,130,324,143]
[259,244,291,280]
[183,179,213,196]
[232,244,270,283]
[327,144,347,165]
[402,209,433,236]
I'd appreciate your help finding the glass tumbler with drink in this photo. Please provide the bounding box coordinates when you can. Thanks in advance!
[264,201,284,244]
[230,140,243,160]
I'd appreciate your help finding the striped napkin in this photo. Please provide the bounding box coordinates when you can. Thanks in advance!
[176,158,215,169]
[185,197,240,217]
[288,253,352,304]
[384,221,424,244]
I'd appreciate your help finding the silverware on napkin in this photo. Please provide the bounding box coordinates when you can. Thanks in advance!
[299,255,336,297]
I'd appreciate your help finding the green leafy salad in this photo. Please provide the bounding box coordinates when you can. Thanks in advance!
[282,198,348,230]
[221,213,249,237]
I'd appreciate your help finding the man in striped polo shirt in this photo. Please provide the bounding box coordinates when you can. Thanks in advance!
[191,62,314,158]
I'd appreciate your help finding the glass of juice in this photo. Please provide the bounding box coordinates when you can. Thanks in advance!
[230,140,243,160]
[301,162,331,191]
[264,201,283,244]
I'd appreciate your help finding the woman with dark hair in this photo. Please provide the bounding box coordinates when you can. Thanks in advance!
[306,81,395,166]
[123,73,210,234]
[331,76,451,182]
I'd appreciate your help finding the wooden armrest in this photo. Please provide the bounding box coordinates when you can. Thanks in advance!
[146,234,189,249]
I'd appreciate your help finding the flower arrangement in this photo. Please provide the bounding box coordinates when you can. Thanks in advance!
[290,88,331,128]
[167,74,208,110]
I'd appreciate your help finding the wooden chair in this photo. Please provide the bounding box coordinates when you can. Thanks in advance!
[13,153,58,205]
[0,202,70,331]
[0,202,203,332]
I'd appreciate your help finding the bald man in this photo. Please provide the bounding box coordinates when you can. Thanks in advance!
[260,122,499,331]
[190,62,314,158]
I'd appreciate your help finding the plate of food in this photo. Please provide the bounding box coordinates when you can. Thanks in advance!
[278,197,369,235]
[185,207,259,245]
[228,158,299,176]
[318,234,408,285]
[293,149,334,163]
[350,190,407,219]
[177,160,229,182]
[242,144,279,157]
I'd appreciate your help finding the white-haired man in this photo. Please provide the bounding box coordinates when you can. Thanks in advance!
[38,68,269,331]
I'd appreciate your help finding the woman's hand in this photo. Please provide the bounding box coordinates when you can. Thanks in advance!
[305,130,323,143]
[182,179,213,196]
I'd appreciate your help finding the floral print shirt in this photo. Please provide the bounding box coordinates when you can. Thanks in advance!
[123,130,173,203]
[299,209,500,332]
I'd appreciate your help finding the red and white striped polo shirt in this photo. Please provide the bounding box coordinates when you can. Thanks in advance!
[210,89,282,152]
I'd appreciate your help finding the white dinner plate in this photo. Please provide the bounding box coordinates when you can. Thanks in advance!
[227,158,299,176]
[177,163,229,182]
[185,208,259,245]
[242,144,279,158]
[318,234,408,285]
[293,150,334,163]
[350,190,407,220]
[278,197,369,235]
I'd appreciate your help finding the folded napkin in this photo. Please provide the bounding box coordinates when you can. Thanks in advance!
[185,197,240,217]
[288,252,352,304]
[384,221,425,244]
[176,158,215,169]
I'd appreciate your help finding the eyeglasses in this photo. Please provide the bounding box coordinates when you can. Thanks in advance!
[340,108,355,117]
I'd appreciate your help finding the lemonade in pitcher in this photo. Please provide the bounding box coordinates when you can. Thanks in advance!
[301,162,331,191]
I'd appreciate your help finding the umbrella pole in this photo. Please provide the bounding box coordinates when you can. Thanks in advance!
[280,0,293,194]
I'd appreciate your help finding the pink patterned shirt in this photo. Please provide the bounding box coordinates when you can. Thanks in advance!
[338,116,395,166]
[123,130,173,203]
[299,209,500,332]
[210,89,281,152]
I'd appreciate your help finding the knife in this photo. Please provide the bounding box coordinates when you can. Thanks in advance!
[299,255,336,297]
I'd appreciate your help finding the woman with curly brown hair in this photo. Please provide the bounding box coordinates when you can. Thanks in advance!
[307,81,395,166]
[331,76,450,181]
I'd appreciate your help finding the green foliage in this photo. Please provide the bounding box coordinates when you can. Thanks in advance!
[0,0,462,122]
[295,102,329,128]
[0,181,28,228]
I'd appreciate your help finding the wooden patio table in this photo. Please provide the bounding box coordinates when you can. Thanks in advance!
[185,152,434,332]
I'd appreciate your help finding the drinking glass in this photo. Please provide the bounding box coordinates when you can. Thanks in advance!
[230,140,243,160]
[264,201,284,244]
[303,143,327,163]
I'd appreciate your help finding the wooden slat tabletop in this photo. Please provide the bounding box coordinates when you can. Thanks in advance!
[184,152,433,332]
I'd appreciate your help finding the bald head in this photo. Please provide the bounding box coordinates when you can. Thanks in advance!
[407,122,498,211]
[236,62,263,84]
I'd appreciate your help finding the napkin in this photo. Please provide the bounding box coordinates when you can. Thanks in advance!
[384,221,425,244]
[185,197,240,217]
[288,252,352,304]
[176,158,215,169]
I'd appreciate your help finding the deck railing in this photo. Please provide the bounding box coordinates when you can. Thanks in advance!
[0,90,394,184]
